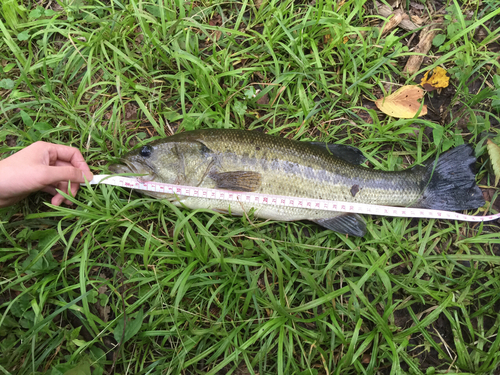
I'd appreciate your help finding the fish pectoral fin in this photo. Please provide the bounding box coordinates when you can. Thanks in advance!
[210,171,262,192]
[313,213,367,237]
[309,142,366,165]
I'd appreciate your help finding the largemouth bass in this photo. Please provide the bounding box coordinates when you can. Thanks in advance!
[109,129,484,237]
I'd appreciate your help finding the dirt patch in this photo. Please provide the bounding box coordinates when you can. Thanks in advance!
[5,135,17,147]
[423,85,455,124]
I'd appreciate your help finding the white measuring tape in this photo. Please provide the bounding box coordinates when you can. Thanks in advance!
[85,175,500,223]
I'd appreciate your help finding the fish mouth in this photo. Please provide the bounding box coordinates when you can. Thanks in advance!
[108,159,155,181]
[108,162,131,174]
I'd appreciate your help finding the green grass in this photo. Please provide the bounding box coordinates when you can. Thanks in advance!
[1,0,500,374]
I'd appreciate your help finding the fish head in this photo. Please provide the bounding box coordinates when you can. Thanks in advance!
[109,140,213,185]
[108,144,159,181]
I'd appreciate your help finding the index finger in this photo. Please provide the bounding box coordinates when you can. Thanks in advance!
[47,143,91,172]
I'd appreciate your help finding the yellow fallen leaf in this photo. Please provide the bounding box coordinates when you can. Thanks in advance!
[420,66,450,91]
[487,139,500,186]
[375,85,428,118]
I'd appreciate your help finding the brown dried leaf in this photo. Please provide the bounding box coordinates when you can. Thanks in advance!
[380,9,404,35]
[404,22,443,75]
[362,353,372,364]
[256,92,269,105]
[375,85,428,118]
[97,305,110,323]
[376,1,418,31]
[420,66,450,91]
[411,15,424,25]
[209,14,222,26]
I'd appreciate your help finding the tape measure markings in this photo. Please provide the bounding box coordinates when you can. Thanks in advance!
[83,175,499,223]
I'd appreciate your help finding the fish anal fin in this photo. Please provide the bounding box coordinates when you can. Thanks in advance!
[313,213,367,237]
[210,171,262,192]
[309,142,366,165]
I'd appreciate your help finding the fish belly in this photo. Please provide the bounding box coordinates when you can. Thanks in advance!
[174,197,345,222]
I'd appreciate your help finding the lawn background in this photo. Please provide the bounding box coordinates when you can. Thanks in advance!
[1,0,500,374]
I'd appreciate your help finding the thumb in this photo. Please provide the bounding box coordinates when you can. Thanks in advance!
[41,166,93,186]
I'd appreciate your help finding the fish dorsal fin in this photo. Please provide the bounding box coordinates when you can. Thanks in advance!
[309,142,366,165]
[210,171,262,192]
[313,213,367,237]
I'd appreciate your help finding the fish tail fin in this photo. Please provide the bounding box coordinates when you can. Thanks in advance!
[417,144,485,211]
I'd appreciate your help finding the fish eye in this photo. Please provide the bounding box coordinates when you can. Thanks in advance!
[140,145,153,158]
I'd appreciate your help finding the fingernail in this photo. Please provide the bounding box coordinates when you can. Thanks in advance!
[83,171,94,182]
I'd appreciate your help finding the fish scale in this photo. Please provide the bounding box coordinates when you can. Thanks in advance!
[109,129,485,237]
[180,129,423,205]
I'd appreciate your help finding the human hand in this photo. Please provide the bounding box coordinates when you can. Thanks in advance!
[0,141,93,208]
